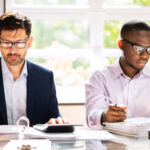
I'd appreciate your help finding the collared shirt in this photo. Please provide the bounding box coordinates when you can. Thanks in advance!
[1,57,27,125]
[85,59,150,129]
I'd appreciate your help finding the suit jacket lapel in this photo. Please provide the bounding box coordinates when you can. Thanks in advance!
[26,61,34,122]
[0,59,8,124]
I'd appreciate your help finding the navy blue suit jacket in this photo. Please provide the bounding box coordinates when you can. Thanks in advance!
[0,59,59,126]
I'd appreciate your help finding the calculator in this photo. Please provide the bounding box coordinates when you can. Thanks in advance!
[33,124,82,133]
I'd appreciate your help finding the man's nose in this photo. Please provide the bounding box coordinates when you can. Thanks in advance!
[9,43,17,52]
[139,50,149,58]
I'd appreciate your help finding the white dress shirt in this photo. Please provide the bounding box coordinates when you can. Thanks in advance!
[1,57,27,125]
[85,59,150,129]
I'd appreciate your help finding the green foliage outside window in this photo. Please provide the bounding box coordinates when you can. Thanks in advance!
[72,58,89,69]
[14,0,150,86]
[28,57,90,86]
[104,21,123,48]
[104,0,150,49]
[14,0,150,5]
[32,21,89,49]
[15,0,25,4]
[132,0,150,6]
[14,0,88,5]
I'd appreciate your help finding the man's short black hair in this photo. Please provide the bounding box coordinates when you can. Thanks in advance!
[121,20,150,39]
[0,10,32,37]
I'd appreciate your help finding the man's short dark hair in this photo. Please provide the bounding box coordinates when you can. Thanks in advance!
[0,10,32,37]
[121,20,150,39]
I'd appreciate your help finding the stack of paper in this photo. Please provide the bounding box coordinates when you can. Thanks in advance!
[0,125,19,134]
[0,125,116,141]
[24,127,116,141]
[0,125,19,141]
[103,117,150,137]
[24,127,78,140]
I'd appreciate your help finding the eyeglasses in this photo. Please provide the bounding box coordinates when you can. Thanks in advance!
[0,41,28,49]
[123,39,150,55]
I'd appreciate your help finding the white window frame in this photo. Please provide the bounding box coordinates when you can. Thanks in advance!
[0,0,4,15]
[5,0,150,104]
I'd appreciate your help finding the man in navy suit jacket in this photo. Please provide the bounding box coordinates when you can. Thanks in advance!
[0,11,66,126]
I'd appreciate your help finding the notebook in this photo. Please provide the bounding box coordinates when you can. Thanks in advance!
[103,117,150,138]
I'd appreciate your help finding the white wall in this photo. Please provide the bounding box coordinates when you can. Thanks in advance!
[59,104,87,127]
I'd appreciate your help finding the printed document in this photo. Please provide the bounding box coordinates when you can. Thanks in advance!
[24,127,116,140]
[104,117,150,137]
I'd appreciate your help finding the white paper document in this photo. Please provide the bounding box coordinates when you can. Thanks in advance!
[24,127,116,141]
[75,129,116,140]
[104,117,150,137]
[24,127,78,140]
[3,140,51,150]
[0,125,19,134]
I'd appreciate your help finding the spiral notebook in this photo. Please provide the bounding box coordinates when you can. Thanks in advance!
[103,117,150,138]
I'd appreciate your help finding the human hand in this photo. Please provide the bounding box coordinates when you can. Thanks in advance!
[101,104,127,123]
[47,117,69,124]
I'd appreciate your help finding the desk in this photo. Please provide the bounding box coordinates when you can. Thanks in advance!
[0,134,150,150]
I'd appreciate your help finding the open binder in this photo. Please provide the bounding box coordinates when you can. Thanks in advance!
[103,117,150,138]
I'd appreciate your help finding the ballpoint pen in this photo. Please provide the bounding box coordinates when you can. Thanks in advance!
[105,96,127,110]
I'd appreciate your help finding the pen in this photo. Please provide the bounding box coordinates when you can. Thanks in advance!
[105,96,127,110]
[116,104,128,110]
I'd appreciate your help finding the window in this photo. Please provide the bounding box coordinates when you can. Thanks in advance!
[5,0,150,103]
[103,0,150,7]
[14,0,88,5]
[0,0,4,15]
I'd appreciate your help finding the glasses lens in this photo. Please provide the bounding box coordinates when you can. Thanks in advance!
[134,45,144,51]
[134,45,150,55]
[15,42,26,49]
[134,45,145,54]
[0,42,27,49]
[0,42,12,48]
[147,47,150,54]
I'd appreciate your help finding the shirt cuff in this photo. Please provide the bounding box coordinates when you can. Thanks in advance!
[89,110,105,129]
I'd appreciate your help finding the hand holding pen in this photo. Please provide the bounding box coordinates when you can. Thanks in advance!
[101,97,127,123]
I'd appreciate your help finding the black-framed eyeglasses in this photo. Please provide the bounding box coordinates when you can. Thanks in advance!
[0,40,28,49]
[122,39,150,55]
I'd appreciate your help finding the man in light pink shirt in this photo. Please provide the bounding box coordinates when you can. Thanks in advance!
[85,20,150,129]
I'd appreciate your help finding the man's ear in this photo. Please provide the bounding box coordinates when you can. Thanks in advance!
[28,36,33,48]
[118,40,123,50]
